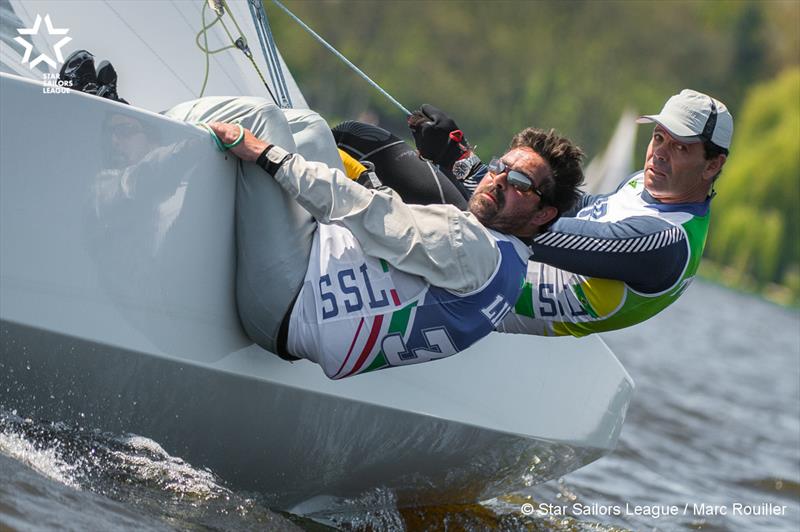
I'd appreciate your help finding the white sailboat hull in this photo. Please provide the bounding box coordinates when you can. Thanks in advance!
[0,72,633,509]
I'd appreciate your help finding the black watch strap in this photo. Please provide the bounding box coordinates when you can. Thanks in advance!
[256,145,292,176]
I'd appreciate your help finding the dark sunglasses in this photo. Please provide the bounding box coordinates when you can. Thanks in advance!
[487,158,545,198]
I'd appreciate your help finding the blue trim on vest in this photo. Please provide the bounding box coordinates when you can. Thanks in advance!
[406,240,526,352]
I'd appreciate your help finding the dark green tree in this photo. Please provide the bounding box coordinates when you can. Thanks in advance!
[706,68,800,299]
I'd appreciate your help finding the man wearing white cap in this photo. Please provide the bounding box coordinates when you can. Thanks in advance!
[355,89,733,336]
[497,89,732,336]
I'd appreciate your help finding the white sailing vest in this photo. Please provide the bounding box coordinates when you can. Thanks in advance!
[288,223,528,379]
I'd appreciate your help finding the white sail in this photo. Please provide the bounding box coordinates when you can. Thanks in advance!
[583,107,637,194]
[1,0,306,111]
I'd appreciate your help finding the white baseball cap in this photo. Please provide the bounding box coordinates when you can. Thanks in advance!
[637,89,733,149]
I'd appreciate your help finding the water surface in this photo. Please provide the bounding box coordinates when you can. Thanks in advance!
[2,280,798,530]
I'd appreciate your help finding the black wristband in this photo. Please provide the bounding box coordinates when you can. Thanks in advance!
[256,144,275,168]
[256,145,293,176]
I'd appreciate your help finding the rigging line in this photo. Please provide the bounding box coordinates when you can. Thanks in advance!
[200,2,211,96]
[197,0,217,96]
[218,1,279,106]
[247,0,284,104]
[222,20,280,106]
[195,2,236,55]
[244,0,282,102]
[270,0,411,116]
[261,2,294,107]
[169,1,243,96]
[102,0,195,96]
[194,2,245,96]
[250,0,292,107]
[220,0,248,42]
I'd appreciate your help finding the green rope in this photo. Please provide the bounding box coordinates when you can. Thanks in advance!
[223,124,245,148]
[195,123,243,152]
[195,1,237,97]
[194,0,278,105]
[222,1,248,41]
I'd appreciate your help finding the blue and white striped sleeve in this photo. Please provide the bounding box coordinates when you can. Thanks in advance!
[459,161,487,196]
[530,215,689,294]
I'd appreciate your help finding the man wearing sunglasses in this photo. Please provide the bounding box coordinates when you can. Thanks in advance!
[188,101,583,380]
[398,89,732,337]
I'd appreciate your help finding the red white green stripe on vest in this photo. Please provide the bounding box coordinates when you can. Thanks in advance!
[331,259,414,378]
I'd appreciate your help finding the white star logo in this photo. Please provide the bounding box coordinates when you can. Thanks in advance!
[14,14,72,70]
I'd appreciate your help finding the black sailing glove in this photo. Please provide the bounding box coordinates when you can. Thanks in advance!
[408,104,472,172]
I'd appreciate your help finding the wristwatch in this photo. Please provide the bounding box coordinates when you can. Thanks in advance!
[256,144,293,176]
[452,152,481,180]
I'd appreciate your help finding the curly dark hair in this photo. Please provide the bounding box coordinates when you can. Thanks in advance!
[510,128,585,225]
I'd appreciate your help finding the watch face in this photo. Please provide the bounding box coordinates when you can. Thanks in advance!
[452,160,467,179]
[452,154,477,179]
